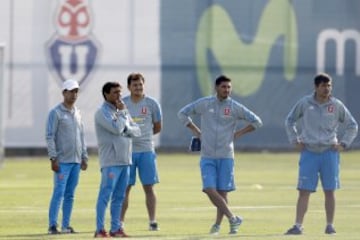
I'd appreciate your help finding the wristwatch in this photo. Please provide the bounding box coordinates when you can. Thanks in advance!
[50,157,56,161]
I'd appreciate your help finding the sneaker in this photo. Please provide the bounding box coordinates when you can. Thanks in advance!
[48,225,60,235]
[209,224,220,235]
[285,225,303,235]
[109,228,129,237]
[229,216,242,234]
[61,226,76,234]
[325,225,336,234]
[120,222,125,230]
[94,229,109,238]
[149,222,159,231]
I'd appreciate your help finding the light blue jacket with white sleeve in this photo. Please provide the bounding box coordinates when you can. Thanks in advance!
[178,96,263,159]
[46,103,88,163]
[285,94,358,152]
[94,101,141,168]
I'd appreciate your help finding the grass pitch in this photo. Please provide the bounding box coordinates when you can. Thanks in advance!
[0,151,359,239]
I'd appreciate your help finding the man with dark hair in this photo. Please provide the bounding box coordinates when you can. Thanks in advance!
[178,75,263,235]
[94,81,140,238]
[121,73,162,231]
[285,73,358,235]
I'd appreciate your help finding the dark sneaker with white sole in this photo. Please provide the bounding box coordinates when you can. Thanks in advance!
[325,225,336,234]
[48,225,60,235]
[149,222,159,231]
[285,225,303,235]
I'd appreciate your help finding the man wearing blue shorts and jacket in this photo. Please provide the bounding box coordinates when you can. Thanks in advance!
[178,75,263,235]
[285,73,358,235]
[121,73,162,231]
[94,81,141,238]
[46,79,88,234]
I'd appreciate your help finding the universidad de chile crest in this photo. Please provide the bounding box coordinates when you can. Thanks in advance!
[46,0,100,86]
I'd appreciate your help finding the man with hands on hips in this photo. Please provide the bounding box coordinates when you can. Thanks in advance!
[284,73,358,235]
[178,75,263,235]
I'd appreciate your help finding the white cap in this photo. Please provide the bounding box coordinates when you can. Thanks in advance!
[62,79,79,91]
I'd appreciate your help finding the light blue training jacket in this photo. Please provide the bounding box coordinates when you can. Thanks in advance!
[46,103,88,163]
[94,101,141,168]
[178,95,263,159]
[285,94,358,153]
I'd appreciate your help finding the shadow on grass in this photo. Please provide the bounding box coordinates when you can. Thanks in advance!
[0,231,94,240]
[0,231,288,240]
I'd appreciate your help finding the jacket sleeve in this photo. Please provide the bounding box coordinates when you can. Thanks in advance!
[339,103,358,147]
[285,100,303,144]
[45,109,58,159]
[177,98,204,126]
[95,107,127,135]
[80,120,89,161]
[122,109,141,137]
[236,103,263,129]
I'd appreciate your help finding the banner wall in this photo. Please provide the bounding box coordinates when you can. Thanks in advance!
[0,0,359,150]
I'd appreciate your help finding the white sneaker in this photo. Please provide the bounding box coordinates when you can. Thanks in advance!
[209,224,220,235]
[229,216,242,234]
[61,226,76,234]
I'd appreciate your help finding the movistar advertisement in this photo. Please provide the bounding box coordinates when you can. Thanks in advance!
[160,0,360,149]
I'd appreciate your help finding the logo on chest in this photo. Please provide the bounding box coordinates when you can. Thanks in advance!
[327,105,334,113]
[141,107,147,115]
[224,107,231,116]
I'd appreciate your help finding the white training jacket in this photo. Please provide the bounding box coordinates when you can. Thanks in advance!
[285,94,358,153]
[178,95,263,159]
[94,101,141,168]
[46,103,88,163]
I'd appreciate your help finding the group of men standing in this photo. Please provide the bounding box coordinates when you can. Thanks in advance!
[45,73,162,237]
[45,73,358,237]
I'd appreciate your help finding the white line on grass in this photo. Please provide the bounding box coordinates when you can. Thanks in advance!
[1,204,360,213]
[172,204,360,211]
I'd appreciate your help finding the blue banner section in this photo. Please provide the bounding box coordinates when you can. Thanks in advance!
[160,0,360,150]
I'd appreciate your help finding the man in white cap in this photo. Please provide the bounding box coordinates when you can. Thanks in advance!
[46,79,88,234]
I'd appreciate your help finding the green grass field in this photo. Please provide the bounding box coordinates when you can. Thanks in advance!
[0,151,359,240]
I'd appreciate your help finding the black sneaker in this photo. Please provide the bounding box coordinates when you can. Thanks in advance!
[48,225,60,234]
[61,226,76,234]
[285,225,303,235]
[325,225,336,234]
[149,222,159,231]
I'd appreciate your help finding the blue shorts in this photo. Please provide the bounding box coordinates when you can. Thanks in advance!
[200,157,235,192]
[129,151,159,186]
[297,149,340,192]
